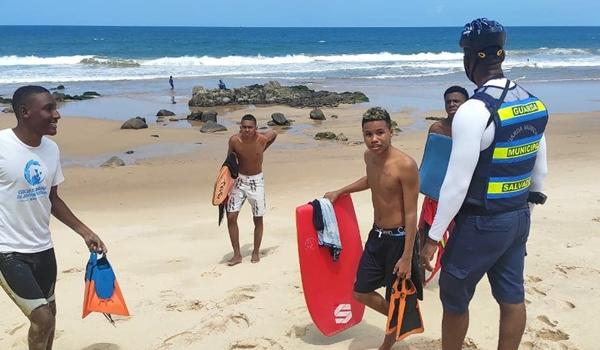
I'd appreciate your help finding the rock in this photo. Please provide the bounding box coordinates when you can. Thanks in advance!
[348,141,364,146]
[259,126,268,130]
[267,121,276,126]
[2,107,13,113]
[150,134,159,138]
[156,109,175,116]
[52,92,65,102]
[188,81,369,108]
[315,131,337,140]
[336,133,349,142]
[187,111,203,120]
[271,112,290,126]
[120,117,148,129]
[125,150,134,154]
[0,96,12,104]
[56,85,65,90]
[330,114,339,119]
[310,108,326,120]
[100,156,125,168]
[52,91,97,102]
[169,117,179,122]
[200,120,227,133]
[426,116,445,121]
[201,110,218,123]
[156,116,167,123]
[391,120,402,133]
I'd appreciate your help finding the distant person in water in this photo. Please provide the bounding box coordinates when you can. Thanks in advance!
[169,76,174,90]
[218,80,227,90]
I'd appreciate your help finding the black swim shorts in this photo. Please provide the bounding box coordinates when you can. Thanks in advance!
[0,248,57,316]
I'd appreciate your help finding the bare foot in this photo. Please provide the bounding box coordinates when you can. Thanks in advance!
[378,333,396,350]
[251,252,260,263]
[228,255,242,266]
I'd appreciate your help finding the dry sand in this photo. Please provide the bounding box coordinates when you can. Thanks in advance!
[0,106,598,350]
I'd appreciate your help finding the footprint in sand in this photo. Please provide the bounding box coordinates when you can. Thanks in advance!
[536,315,558,327]
[219,285,260,307]
[200,268,222,278]
[536,328,570,341]
[6,323,26,336]
[285,324,309,338]
[61,267,82,274]
[562,300,576,309]
[556,264,600,276]
[165,299,205,312]
[526,275,543,283]
[229,337,284,350]
[201,313,251,334]
[526,285,548,297]
[409,338,479,350]
[592,217,600,223]
[157,313,251,349]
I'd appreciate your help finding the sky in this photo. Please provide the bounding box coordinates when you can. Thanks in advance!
[2,0,598,27]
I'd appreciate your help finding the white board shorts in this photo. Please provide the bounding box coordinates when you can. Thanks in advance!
[226,173,266,217]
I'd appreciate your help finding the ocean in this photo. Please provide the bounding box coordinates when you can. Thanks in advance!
[1,26,600,116]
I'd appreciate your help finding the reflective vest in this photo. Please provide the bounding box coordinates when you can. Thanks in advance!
[464,82,548,213]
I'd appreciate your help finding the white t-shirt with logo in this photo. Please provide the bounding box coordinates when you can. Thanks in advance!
[0,128,64,253]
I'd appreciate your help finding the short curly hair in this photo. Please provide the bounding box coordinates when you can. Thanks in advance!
[361,107,391,129]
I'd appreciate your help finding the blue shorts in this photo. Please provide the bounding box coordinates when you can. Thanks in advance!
[439,208,530,314]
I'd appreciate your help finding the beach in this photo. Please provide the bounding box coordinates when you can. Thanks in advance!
[2,23,600,350]
[0,101,598,350]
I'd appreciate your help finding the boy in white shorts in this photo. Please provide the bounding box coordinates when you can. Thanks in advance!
[225,114,277,266]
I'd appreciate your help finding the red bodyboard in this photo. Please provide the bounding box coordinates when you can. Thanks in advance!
[295,194,365,336]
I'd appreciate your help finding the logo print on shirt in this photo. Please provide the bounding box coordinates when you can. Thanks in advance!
[24,160,45,186]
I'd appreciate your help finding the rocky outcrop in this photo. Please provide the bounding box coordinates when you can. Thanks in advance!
[187,111,203,121]
[391,120,402,133]
[200,121,227,133]
[271,112,290,126]
[156,109,175,116]
[336,133,349,142]
[201,111,218,123]
[2,107,13,113]
[314,131,337,140]
[188,81,368,108]
[425,116,445,121]
[100,156,125,168]
[309,108,326,120]
[52,91,101,102]
[0,96,12,104]
[121,117,148,130]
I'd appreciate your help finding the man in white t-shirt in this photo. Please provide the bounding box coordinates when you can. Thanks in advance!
[0,86,106,350]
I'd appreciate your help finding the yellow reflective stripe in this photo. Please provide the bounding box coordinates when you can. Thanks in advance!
[487,177,531,194]
[498,100,546,122]
[493,140,541,159]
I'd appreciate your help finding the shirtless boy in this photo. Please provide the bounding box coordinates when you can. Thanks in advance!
[226,114,277,266]
[325,107,419,350]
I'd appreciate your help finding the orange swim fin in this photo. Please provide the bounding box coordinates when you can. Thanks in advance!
[386,278,424,341]
[82,253,130,325]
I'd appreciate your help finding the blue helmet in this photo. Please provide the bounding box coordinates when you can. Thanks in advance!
[460,18,506,51]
